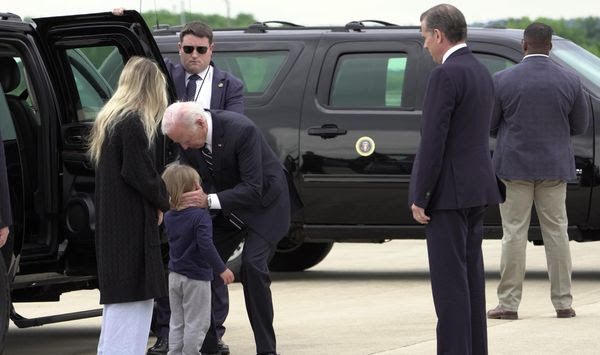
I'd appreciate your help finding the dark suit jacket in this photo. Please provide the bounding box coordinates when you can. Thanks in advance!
[491,55,589,181]
[164,58,244,113]
[0,128,12,229]
[409,47,503,211]
[179,110,290,244]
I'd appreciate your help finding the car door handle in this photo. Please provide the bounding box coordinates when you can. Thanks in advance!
[66,135,85,145]
[307,124,347,139]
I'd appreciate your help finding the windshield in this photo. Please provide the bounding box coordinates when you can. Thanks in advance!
[551,39,600,96]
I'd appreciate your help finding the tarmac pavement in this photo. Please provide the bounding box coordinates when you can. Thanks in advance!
[5,239,600,354]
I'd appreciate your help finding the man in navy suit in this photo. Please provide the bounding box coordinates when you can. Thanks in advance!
[163,22,243,113]
[409,4,504,354]
[487,23,588,321]
[150,21,244,355]
[162,101,290,355]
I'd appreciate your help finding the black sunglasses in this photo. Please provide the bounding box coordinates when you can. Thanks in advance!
[182,45,209,54]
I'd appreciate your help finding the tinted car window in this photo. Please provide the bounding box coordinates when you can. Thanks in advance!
[0,85,16,141]
[552,39,600,95]
[212,51,287,94]
[7,57,39,122]
[7,58,27,97]
[66,46,123,121]
[474,53,515,74]
[329,53,407,108]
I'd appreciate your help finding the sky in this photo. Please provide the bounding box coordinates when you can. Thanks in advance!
[4,0,600,26]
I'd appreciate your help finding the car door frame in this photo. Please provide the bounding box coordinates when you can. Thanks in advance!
[0,19,64,273]
[30,11,175,270]
[299,33,428,239]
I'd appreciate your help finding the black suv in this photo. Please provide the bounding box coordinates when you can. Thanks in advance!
[155,20,600,271]
[1,11,599,351]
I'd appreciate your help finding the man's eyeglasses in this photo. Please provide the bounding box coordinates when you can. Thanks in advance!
[182,45,209,54]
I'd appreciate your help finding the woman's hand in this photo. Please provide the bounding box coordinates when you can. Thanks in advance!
[0,226,9,248]
[157,210,164,225]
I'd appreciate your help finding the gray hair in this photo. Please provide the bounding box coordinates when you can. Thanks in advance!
[420,4,467,43]
[161,101,206,135]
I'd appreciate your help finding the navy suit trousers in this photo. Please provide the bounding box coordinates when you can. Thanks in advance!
[201,217,277,354]
[426,207,488,355]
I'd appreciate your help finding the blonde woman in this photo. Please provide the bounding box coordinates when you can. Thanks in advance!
[89,56,170,355]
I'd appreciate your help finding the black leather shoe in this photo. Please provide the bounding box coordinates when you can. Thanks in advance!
[557,307,576,318]
[218,340,230,355]
[147,337,168,355]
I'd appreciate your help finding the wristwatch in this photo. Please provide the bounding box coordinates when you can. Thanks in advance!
[207,195,212,209]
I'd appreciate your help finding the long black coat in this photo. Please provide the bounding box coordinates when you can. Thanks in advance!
[95,112,170,304]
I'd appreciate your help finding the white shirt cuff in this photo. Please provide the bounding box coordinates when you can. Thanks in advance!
[208,193,222,209]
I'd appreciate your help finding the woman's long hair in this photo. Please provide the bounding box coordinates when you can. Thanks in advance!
[88,56,168,166]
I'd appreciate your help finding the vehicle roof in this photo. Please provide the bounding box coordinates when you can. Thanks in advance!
[0,14,564,46]
[152,22,565,45]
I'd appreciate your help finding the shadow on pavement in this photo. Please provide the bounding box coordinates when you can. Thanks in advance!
[271,269,600,282]
[5,325,99,355]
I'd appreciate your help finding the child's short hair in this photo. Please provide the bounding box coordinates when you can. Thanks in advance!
[161,163,201,209]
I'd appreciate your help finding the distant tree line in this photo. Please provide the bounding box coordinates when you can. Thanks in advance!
[483,17,600,56]
[141,10,256,30]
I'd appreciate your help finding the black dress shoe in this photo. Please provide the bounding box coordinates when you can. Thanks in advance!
[147,336,168,355]
[218,339,230,355]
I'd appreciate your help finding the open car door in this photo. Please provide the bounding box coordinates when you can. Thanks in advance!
[32,10,174,273]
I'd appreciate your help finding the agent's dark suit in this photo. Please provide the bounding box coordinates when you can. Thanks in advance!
[180,109,291,355]
[491,56,588,180]
[165,58,244,113]
[409,47,503,355]
[154,59,244,342]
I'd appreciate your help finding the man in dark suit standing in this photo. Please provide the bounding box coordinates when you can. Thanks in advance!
[162,101,290,355]
[409,4,503,354]
[150,21,244,355]
[487,23,588,320]
[163,22,243,113]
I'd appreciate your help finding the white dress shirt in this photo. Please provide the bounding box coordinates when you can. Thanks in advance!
[201,111,222,210]
[523,54,549,60]
[442,42,468,64]
[185,65,213,109]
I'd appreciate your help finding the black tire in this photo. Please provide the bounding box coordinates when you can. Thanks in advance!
[269,241,334,272]
[0,252,9,355]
